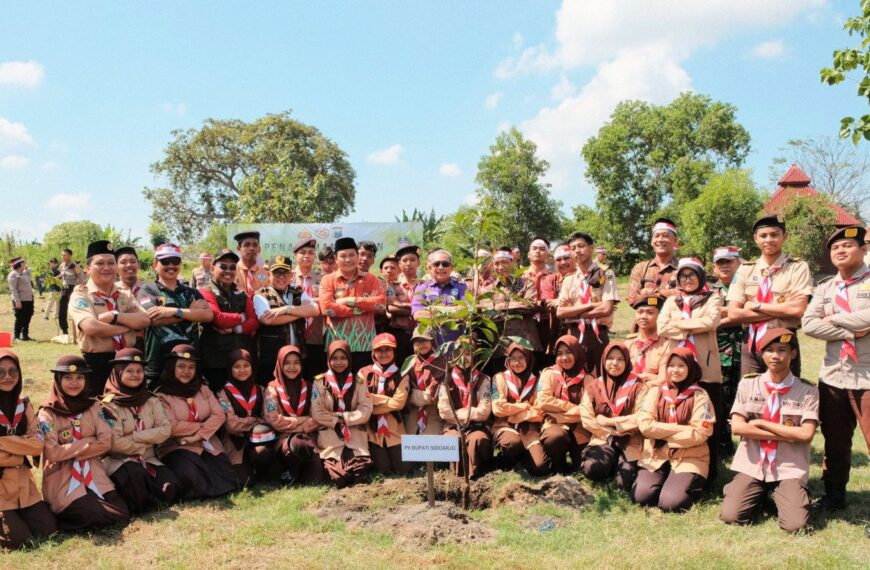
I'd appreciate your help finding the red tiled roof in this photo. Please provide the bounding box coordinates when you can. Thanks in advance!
[764,164,861,226]
[778,163,811,186]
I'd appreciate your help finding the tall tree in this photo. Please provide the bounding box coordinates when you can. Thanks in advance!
[820,0,870,143]
[145,111,356,242]
[781,195,838,273]
[582,93,750,266]
[475,127,564,252]
[395,208,445,249]
[42,221,107,258]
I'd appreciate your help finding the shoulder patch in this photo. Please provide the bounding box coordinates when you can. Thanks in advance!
[220,400,231,411]
[102,393,115,403]
[266,399,277,412]
[73,297,90,309]
[98,409,116,427]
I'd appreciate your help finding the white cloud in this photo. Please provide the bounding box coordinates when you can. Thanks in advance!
[439,163,462,177]
[0,118,35,148]
[46,192,92,212]
[550,75,576,101]
[366,144,404,165]
[0,155,28,169]
[751,39,786,59]
[485,92,503,109]
[40,161,60,171]
[497,121,511,134]
[161,102,188,116]
[0,61,45,87]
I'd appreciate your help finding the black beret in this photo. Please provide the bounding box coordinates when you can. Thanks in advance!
[752,214,786,233]
[395,245,421,259]
[826,225,867,249]
[214,249,240,263]
[233,231,260,243]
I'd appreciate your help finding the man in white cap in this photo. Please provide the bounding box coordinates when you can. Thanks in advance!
[191,252,213,289]
[712,246,743,453]
[627,217,679,306]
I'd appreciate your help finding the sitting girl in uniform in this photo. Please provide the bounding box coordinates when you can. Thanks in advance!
[492,341,548,475]
[579,342,645,490]
[536,335,590,474]
[264,345,325,484]
[39,356,130,530]
[633,348,714,512]
[401,327,446,438]
[100,348,180,514]
[311,341,373,488]
[217,349,274,486]
[0,349,57,550]
[157,345,238,500]
[361,333,412,475]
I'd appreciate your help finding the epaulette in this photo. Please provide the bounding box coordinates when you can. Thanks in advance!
[314,373,325,381]
[625,332,639,340]
[816,275,835,286]
[786,256,802,263]
[741,372,760,379]
[101,393,115,404]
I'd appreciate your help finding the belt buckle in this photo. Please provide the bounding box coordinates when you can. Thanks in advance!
[7,426,16,435]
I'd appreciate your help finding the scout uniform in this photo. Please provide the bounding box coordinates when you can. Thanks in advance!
[627,218,680,306]
[311,341,374,488]
[388,245,421,365]
[626,296,675,385]
[291,238,326,378]
[481,256,543,363]
[557,260,619,375]
[720,330,818,532]
[233,231,271,296]
[437,363,493,479]
[263,345,326,484]
[191,253,213,289]
[401,328,447,437]
[633,348,715,512]
[0,350,57,550]
[801,225,870,509]
[58,257,85,336]
[539,245,575,359]
[726,215,813,376]
[521,236,553,300]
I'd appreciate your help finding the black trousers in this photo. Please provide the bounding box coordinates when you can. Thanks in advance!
[58,285,74,334]
[82,352,114,397]
[12,300,34,339]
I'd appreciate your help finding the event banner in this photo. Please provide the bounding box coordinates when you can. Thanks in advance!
[226,222,424,265]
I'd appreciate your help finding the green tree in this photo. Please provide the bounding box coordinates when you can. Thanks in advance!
[582,93,750,266]
[145,111,356,242]
[438,201,506,270]
[395,208,445,249]
[190,221,229,258]
[42,221,107,258]
[820,0,870,143]
[679,170,765,262]
[475,127,564,251]
[148,221,170,248]
[782,195,838,273]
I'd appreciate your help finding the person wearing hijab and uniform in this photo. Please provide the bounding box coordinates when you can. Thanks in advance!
[100,348,180,514]
[38,356,130,530]
[402,327,447,437]
[579,342,645,490]
[657,257,723,482]
[359,333,412,474]
[156,345,238,500]
[437,338,493,479]
[491,341,548,475]
[626,296,675,386]
[536,336,591,474]
[311,341,374,488]
[217,349,275,486]
[633,348,715,512]
[264,345,326,485]
[0,350,58,550]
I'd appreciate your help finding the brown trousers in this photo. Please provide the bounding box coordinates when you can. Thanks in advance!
[740,333,801,377]
[495,427,549,476]
[0,501,57,550]
[110,461,181,514]
[369,443,414,475]
[819,383,870,484]
[444,428,492,480]
[56,490,130,531]
[276,433,326,484]
[632,464,704,512]
[581,442,637,491]
[323,447,373,488]
[540,424,585,474]
[720,472,810,532]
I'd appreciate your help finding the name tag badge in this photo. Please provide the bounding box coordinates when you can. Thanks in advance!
[857,292,870,299]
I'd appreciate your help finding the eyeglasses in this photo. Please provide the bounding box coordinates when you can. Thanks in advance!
[679,273,700,281]
[507,355,528,364]
[431,261,452,268]
[158,258,181,266]
[217,263,237,271]
[0,369,20,379]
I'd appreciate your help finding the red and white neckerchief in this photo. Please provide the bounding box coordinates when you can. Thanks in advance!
[451,367,478,408]
[244,268,256,296]
[223,383,258,416]
[599,373,639,416]
[574,266,601,343]
[372,363,398,440]
[759,375,795,472]
[748,263,784,352]
[0,397,24,435]
[414,354,437,433]
[184,396,214,452]
[661,383,701,424]
[834,269,870,361]
[276,380,308,417]
[503,369,538,402]
[555,369,585,402]
[677,284,709,357]
[66,414,104,498]
[129,405,157,476]
[326,369,355,443]
[92,290,126,350]
[633,336,658,374]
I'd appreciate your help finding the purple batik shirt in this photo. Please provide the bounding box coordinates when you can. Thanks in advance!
[411,278,468,344]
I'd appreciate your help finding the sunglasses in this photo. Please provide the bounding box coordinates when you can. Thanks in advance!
[0,369,20,379]
[158,258,182,266]
[217,263,237,271]
[431,261,452,268]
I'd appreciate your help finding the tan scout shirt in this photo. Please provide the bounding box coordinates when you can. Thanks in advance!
[726,253,813,330]
[625,334,676,386]
[437,373,492,429]
[535,367,591,446]
[263,381,318,437]
[637,386,715,477]
[491,371,544,447]
[100,396,171,476]
[729,372,818,482]
[291,270,324,345]
[802,265,870,390]
[0,400,44,511]
[38,404,115,514]
[364,372,409,448]
[157,388,227,458]
[68,280,145,353]
[311,375,372,460]
[579,383,646,461]
[402,355,446,436]
[657,293,723,382]
[558,262,619,328]
[481,277,542,351]
[628,258,678,306]
[217,388,265,466]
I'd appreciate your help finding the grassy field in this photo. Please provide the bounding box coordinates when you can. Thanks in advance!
[1,290,869,569]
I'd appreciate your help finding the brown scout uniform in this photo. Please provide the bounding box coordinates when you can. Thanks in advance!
[0,400,46,511]
[311,374,373,461]
[491,371,548,475]
[402,354,447,436]
[217,388,265,467]
[627,258,678,307]
[157,387,227,458]
[657,293,723,382]
[536,367,591,473]
[557,262,619,374]
[481,277,543,352]
[263,379,325,484]
[361,365,412,474]
[100,396,171,476]
[437,370,493,478]
[579,383,646,464]
[625,334,675,385]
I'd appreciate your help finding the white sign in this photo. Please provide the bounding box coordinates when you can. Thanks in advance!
[401,435,460,463]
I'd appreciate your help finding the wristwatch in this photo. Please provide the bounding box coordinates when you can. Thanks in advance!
[110,310,119,325]
[752,301,762,312]
[175,308,184,319]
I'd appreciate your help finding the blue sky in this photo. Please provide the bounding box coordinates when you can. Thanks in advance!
[0,1,865,243]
